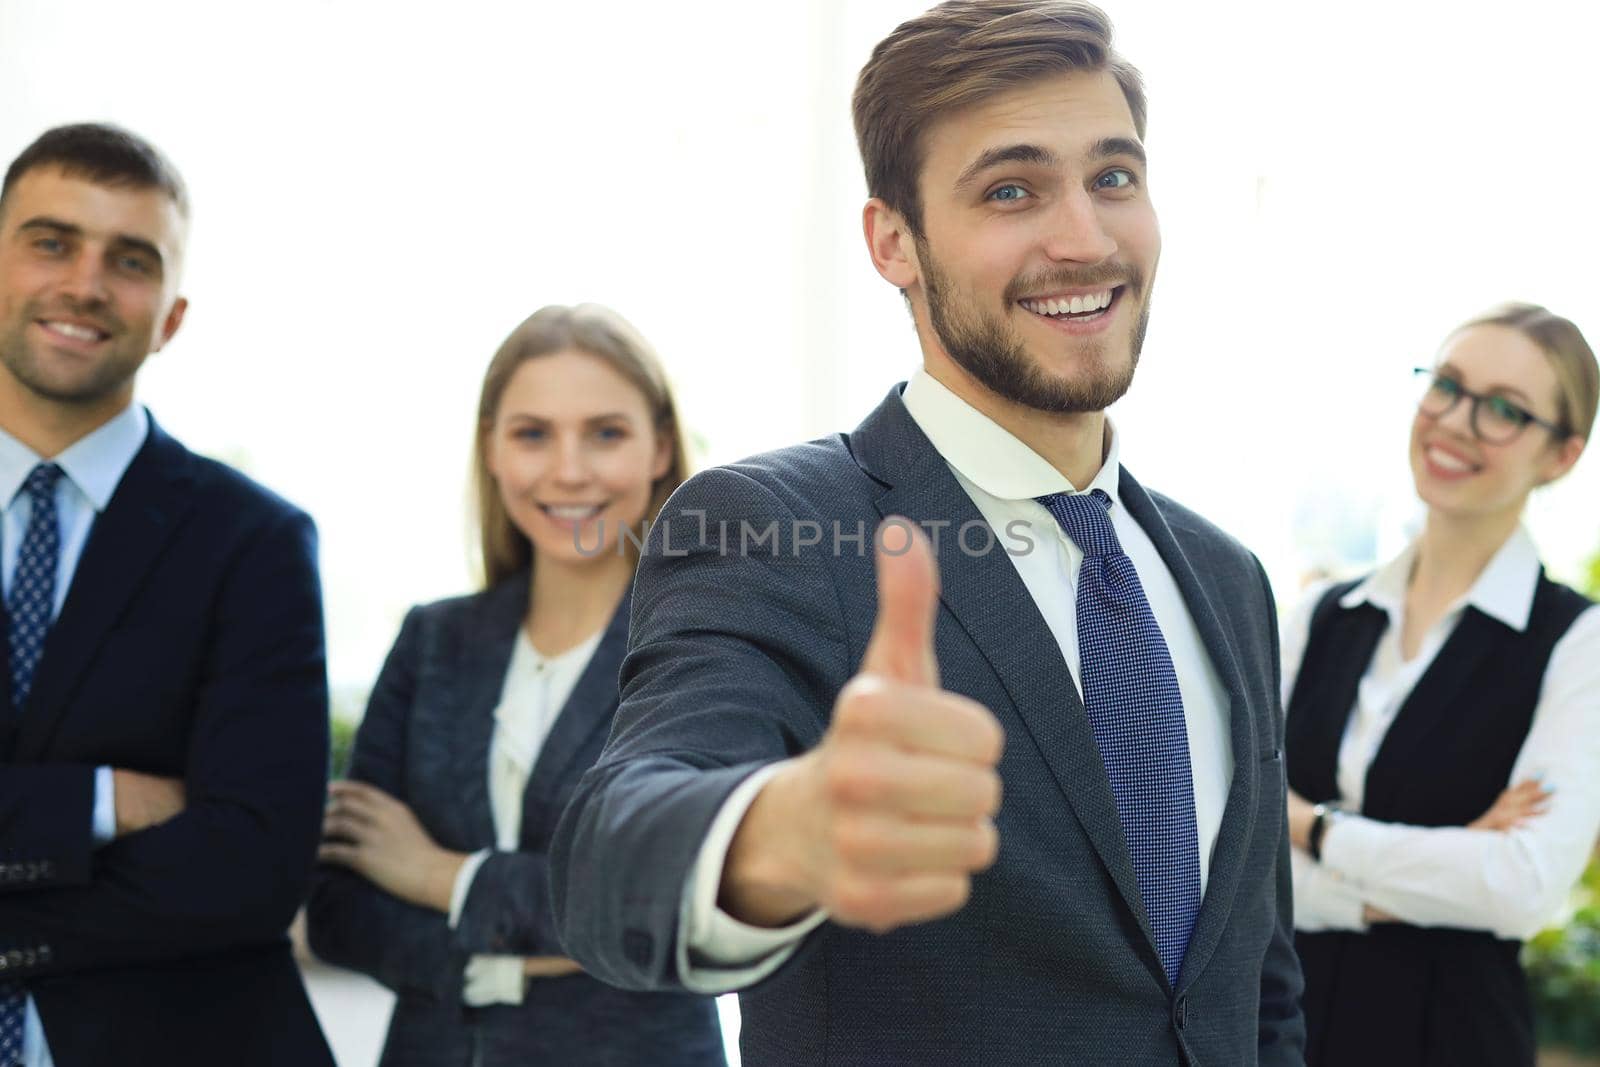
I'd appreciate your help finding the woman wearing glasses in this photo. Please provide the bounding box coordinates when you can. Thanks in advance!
[1282,303,1600,1066]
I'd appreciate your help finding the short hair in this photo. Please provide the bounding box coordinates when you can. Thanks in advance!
[853,0,1146,235]
[1452,302,1599,442]
[472,303,692,587]
[1,123,189,219]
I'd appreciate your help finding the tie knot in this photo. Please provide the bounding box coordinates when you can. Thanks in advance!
[21,462,62,502]
[1036,487,1120,558]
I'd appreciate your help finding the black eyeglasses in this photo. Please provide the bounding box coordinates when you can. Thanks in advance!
[1412,368,1567,444]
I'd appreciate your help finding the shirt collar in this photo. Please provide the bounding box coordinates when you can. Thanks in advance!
[0,404,150,512]
[901,369,1122,503]
[1340,524,1542,632]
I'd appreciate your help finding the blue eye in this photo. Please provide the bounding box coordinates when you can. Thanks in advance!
[987,184,1029,203]
[594,426,627,442]
[117,255,153,275]
[514,427,547,442]
[33,237,65,254]
[1095,169,1135,190]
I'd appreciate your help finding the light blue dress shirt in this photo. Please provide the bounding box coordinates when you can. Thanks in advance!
[0,403,149,1067]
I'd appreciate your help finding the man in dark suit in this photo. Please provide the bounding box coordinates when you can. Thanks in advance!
[0,125,333,1066]
[551,2,1304,1064]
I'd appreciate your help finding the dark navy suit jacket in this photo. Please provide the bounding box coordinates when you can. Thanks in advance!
[306,575,726,1067]
[0,417,334,1066]
[551,387,1306,1066]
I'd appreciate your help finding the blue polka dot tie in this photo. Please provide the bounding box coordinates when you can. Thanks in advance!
[1037,488,1201,988]
[2,461,63,1065]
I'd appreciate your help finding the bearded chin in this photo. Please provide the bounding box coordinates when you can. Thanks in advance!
[922,248,1148,415]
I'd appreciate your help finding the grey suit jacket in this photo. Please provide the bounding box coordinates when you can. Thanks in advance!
[551,386,1306,1066]
[306,575,725,1067]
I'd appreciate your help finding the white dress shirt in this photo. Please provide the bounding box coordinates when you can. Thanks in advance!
[446,627,603,1006]
[1284,527,1600,940]
[676,370,1236,992]
[0,404,149,1067]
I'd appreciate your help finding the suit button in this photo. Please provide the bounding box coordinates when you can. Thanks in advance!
[21,949,35,968]
[0,955,9,972]
[39,861,53,879]
[37,945,52,965]
[3,950,21,970]
[1174,995,1188,1030]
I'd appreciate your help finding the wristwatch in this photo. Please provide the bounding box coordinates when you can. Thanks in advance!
[1308,802,1340,862]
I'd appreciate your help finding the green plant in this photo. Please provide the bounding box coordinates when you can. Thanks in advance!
[1527,860,1600,1054]
[1523,543,1600,1056]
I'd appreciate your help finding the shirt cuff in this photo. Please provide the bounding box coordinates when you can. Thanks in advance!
[677,762,828,993]
[448,849,493,930]
[1318,813,1382,885]
[462,954,526,1007]
[92,765,117,846]
[1289,846,1368,932]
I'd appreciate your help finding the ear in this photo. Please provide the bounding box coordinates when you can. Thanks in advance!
[1539,433,1586,485]
[650,424,674,481]
[153,295,188,352]
[863,199,920,291]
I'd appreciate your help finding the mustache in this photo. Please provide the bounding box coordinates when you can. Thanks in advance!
[1004,264,1142,304]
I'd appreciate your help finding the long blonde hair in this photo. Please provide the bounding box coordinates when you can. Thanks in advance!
[472,304,690,588]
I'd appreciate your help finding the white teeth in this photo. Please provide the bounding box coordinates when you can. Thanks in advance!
[546,505,602,519]
[47,321,100,341]
[1023,291,1113,317]
[1427,447,1473,473]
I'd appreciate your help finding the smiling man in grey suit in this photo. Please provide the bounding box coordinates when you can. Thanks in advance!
[551,2,1305,1064]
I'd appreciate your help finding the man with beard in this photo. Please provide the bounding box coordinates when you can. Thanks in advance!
[0,125,333,1066]
[550,2,1304,1064]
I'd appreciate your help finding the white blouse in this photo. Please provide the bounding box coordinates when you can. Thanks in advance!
[1283,526,1600,941]
[448,627,604,1006]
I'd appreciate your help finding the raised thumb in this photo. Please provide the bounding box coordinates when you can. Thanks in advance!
[860,517,941,687]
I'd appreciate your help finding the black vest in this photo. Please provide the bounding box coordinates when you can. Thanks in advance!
[1286,569,1590,1067]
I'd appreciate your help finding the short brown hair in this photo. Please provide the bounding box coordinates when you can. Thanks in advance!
[2,123,189,219]
[853,0,1146,235]
[1453,302,1599,442]
[473,303,691,588]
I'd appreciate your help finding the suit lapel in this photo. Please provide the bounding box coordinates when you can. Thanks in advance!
[519,589,631,837]
[15,421,194,761]
[1116,470,1261,991]
[854,391,1156,962]
[452,575,528,847]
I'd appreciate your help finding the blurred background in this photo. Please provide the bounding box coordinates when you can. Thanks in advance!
[4,0,1598,1062]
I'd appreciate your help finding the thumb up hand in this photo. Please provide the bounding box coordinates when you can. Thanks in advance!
[721,519,1005,933]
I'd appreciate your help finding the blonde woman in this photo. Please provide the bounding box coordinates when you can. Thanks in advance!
[1283,303,1600,1067]
[306,305,725,1066]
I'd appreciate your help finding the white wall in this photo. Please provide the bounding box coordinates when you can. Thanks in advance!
[3,0,1595,692]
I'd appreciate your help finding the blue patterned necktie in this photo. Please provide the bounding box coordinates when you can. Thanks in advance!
[1037,488,1201,988]
[2,461,63,1066]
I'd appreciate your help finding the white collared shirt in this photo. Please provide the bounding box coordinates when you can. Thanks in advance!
[448,628,602,1006]
[676,371,1235,992]
[1284,527,1600,939]
[0,404,149,1067]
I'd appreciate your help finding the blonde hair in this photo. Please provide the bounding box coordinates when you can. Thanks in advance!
[1454,302,1598,442]
[853,0,1146,236]
[472,304,690,588]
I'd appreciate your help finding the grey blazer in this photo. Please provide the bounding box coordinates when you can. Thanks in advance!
[306,576,725,1067]
[551,386,1306,1066]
